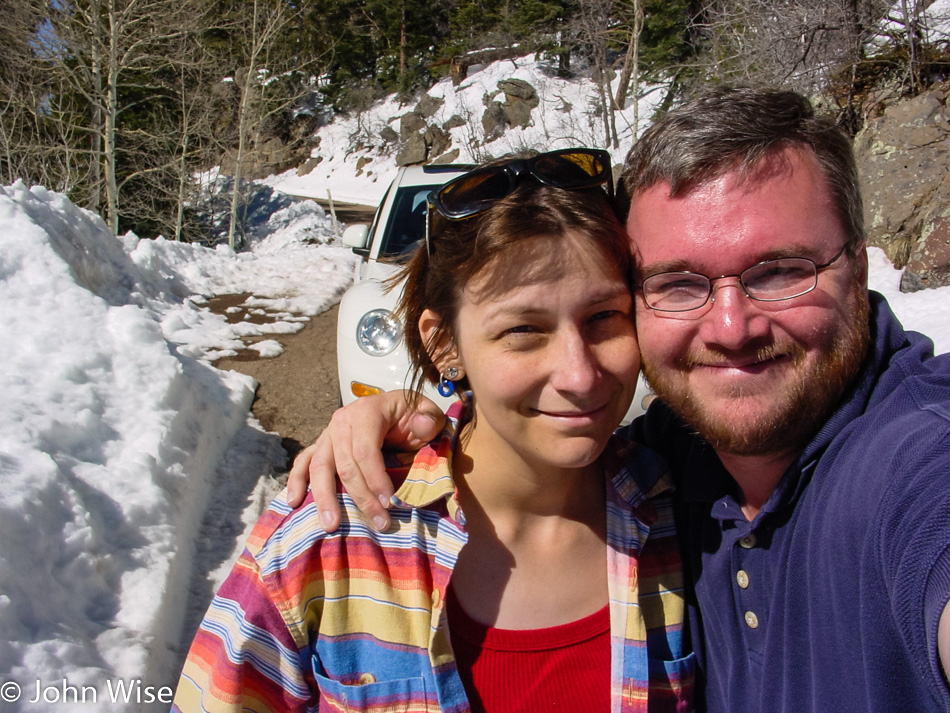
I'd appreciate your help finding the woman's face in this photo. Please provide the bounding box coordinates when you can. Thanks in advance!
[435,231,639,473]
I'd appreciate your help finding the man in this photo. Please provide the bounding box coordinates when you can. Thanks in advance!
[287,86,950,712]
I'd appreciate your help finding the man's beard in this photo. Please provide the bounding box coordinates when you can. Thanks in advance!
[642,287,871,457]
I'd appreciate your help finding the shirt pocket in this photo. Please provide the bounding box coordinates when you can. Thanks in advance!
[648,651,697,711]
[314,672,431,713]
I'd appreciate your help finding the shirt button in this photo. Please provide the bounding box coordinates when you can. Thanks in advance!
[744,611,759,629]
[739,533,757,549]
[359,673,377,685]
[736,570,750,589]
[432,589,442,608]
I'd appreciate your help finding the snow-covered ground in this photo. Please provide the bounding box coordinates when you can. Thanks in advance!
[2,51,950,712]
[264,54,667,206]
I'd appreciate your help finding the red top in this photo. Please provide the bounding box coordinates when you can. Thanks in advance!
[447,586,611,712]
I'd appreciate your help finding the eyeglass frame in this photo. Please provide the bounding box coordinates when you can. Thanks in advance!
[637,244,850,313]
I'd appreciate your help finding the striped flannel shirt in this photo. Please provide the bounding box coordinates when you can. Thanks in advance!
[171,402,695,713]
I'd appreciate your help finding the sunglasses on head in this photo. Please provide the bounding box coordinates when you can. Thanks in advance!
[424,148,614,256]
[427,148,614,221]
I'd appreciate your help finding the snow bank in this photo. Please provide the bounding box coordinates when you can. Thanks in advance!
[0,182,353,711]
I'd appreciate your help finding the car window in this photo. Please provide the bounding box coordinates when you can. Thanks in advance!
[378,184,442,259]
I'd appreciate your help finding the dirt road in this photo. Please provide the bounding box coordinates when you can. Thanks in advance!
[211,300,342,465]
[206,200,375,466]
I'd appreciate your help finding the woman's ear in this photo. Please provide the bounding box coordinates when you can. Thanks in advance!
[419,308,462,375]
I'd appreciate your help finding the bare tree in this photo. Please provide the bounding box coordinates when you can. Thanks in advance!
[222,0,319,250]
[572,0,621,148]
[692,0,888,98]
[0,0,59,187]
[35,0,205,232]
[117,9,230,242]
[613,0,645,135]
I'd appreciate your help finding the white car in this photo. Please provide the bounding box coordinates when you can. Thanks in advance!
[336,164,653,422]
[337,165,471,411]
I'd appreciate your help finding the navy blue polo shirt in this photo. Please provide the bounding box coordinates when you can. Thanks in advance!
[626,293,950,713]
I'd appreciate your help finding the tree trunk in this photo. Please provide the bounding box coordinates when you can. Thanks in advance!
[104,0,121,233]
[614,4,642,112]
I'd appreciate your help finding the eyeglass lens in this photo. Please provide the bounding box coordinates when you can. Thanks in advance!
[437,169,512,216]
[642,258,820,312]
[532,151,608,186]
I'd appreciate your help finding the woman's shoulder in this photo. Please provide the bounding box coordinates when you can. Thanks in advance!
[247,478,455,575]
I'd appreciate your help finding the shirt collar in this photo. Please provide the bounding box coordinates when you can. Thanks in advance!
[392,399,673,525]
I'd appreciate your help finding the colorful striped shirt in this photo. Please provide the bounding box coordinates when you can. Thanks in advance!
[171,403,694,712]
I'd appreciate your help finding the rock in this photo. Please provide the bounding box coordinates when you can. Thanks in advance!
[481,101,508,141]
[415,94,444,119]
[901,211,950,291]
[424,124,452,158]
[396,132,427,166]
[497,78,538,103]
[399,111,427,141]
[854,82,950,289]
[355,156,372,175]
[502,98,535,129]
[443,115,466,131]
[297,156,322,176]
[431,148,461,164]
[379,125,399,145]
[481,78,540,130]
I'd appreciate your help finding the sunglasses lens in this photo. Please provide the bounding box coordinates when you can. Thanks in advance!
[532,150,608,186]
[436,169,512,218]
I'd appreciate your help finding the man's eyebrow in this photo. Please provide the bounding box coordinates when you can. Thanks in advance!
[638,259,693,277]
[637,244,827,278]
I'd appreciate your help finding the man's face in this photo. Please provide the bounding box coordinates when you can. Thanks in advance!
[626,148,870,457]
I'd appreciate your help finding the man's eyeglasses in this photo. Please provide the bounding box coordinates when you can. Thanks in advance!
[638,245,849,312]
[427,148,613,220]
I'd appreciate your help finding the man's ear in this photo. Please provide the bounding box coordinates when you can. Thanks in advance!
[418,309,461,373]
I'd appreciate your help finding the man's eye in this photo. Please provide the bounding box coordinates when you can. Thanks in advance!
[654,278,704,293]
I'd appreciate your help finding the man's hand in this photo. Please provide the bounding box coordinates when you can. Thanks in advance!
[286,390,446,532]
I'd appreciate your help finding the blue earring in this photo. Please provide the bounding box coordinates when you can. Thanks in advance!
[437,366,460,397]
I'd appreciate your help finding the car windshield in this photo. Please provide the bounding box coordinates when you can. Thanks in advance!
[378,184,442,259]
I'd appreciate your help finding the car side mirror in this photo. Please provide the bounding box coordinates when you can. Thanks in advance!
[342,224,370,250]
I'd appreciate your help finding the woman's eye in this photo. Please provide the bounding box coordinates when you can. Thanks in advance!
[590,310,624,323]
[503,324,540,336]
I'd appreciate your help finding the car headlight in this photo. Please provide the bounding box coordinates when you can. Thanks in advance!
[356,309,402,356]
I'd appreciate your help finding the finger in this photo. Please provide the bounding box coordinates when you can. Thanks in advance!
[286,441,318,506]
[404,397,446,446]
[328,405,392,531]
[306,433,346,532]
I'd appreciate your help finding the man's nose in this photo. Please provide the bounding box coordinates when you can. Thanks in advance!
[698,279,770,349]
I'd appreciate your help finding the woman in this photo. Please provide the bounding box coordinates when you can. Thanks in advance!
[171,149,694,713]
